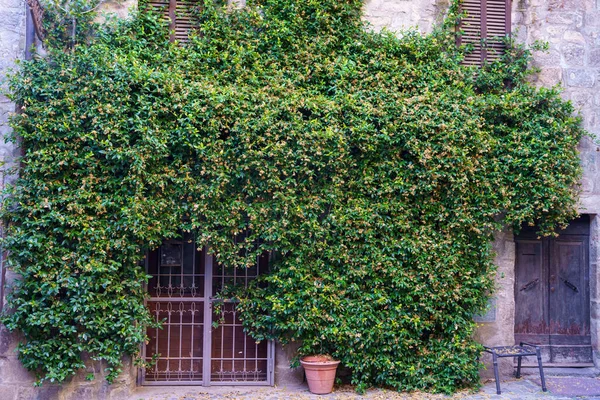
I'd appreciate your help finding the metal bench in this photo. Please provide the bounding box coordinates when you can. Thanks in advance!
[483,342,547,395]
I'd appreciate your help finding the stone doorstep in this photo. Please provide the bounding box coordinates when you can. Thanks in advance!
[517,366,600,377]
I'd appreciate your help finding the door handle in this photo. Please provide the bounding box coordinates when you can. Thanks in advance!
[520,278,539,291]
[209,296,224,302]
[562,279,579,293]
[550,287,555,292]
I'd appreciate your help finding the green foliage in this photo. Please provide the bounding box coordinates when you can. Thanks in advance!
[37,0,108,47]
[2,0,584,392]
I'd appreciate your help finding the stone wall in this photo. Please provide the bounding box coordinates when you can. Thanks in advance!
[513,0,600,212]
[363,0,449,34]
[473,229,516,379]
[0,0,25,180]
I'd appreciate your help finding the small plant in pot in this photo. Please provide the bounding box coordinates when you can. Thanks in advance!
[300,354,341,395]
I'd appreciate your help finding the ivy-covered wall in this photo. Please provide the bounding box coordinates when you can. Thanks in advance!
[366,0,600,379]
[0,0,598,399]
[0,2,140,399]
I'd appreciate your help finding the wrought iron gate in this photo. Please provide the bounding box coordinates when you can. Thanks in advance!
[141,236,274,385]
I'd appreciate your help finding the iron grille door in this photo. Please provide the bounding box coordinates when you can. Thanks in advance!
[143,236,207,384]
[209,251,274,385]
[142,238,274,385]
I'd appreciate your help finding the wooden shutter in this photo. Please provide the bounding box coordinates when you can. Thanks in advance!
[147,0,200,42]
[26,0,45,40]
[459,0,511,65]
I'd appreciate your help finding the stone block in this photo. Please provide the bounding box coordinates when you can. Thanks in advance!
[587,110,600,129]
[549,0,583,10]
[107,382,133,400]
[582,177,594,194]
[546,24,567,38]
[567,69,595,87]
[363,0,436,34]
[571,90,593,107]
[476,231,516,380]
[0,325,19,357]
[585,12,600,29]
[564,30,586,44]
[562,44,585,66]
[590,318,600,350]
[546,11,582,26]
[274,342,303,386]
[577,135,596,150]
[0,357,36,384]
[535,67,563,87]
[589,48,600,67]
[0,385,17,400]
[16,384,61,400]
[63,384,96,400]
[363,16,392,32]
[533,49,561,64]
[96,0,137,23]
[582,152,598,173]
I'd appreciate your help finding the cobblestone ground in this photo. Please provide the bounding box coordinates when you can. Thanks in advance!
[129,378,600,400]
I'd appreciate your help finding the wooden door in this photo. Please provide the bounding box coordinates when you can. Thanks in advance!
[514,216,592,365]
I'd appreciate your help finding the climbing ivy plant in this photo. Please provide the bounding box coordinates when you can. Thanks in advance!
[2,0,585,392]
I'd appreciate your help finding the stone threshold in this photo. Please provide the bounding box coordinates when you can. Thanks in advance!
[517,366,599,377]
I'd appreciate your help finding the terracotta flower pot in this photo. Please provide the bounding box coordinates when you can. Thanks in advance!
[300,355,341,395]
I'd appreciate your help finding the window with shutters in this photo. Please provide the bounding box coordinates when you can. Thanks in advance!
[458,0,511,65]
[147,0,200,42]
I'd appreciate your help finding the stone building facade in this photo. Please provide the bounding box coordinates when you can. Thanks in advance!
[0,0,599,398]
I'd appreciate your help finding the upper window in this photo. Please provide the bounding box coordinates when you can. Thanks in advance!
[147,0,200,42]
[458,0,511,65]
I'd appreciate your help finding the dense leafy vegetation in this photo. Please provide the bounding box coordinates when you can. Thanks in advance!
[2,0,584,392]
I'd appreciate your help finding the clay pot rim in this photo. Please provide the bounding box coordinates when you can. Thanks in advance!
[300,355,340,365]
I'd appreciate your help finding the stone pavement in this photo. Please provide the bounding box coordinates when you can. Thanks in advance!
[128,377,600,400]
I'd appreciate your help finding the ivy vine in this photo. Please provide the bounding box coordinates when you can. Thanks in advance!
[2,0,585,393]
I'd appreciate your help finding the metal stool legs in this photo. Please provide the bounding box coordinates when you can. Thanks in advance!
[536,347,547,392]
[492,353,501,395]
[484,343,547,395]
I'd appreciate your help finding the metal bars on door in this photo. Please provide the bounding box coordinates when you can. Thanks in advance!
[142,235,274,385]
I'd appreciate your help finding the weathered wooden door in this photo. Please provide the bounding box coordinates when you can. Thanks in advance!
[141,235,274,385]
[514,216,592,365]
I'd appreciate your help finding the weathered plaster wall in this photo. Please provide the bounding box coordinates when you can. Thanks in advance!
[274,342,304,387]
[473,229,516,379]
